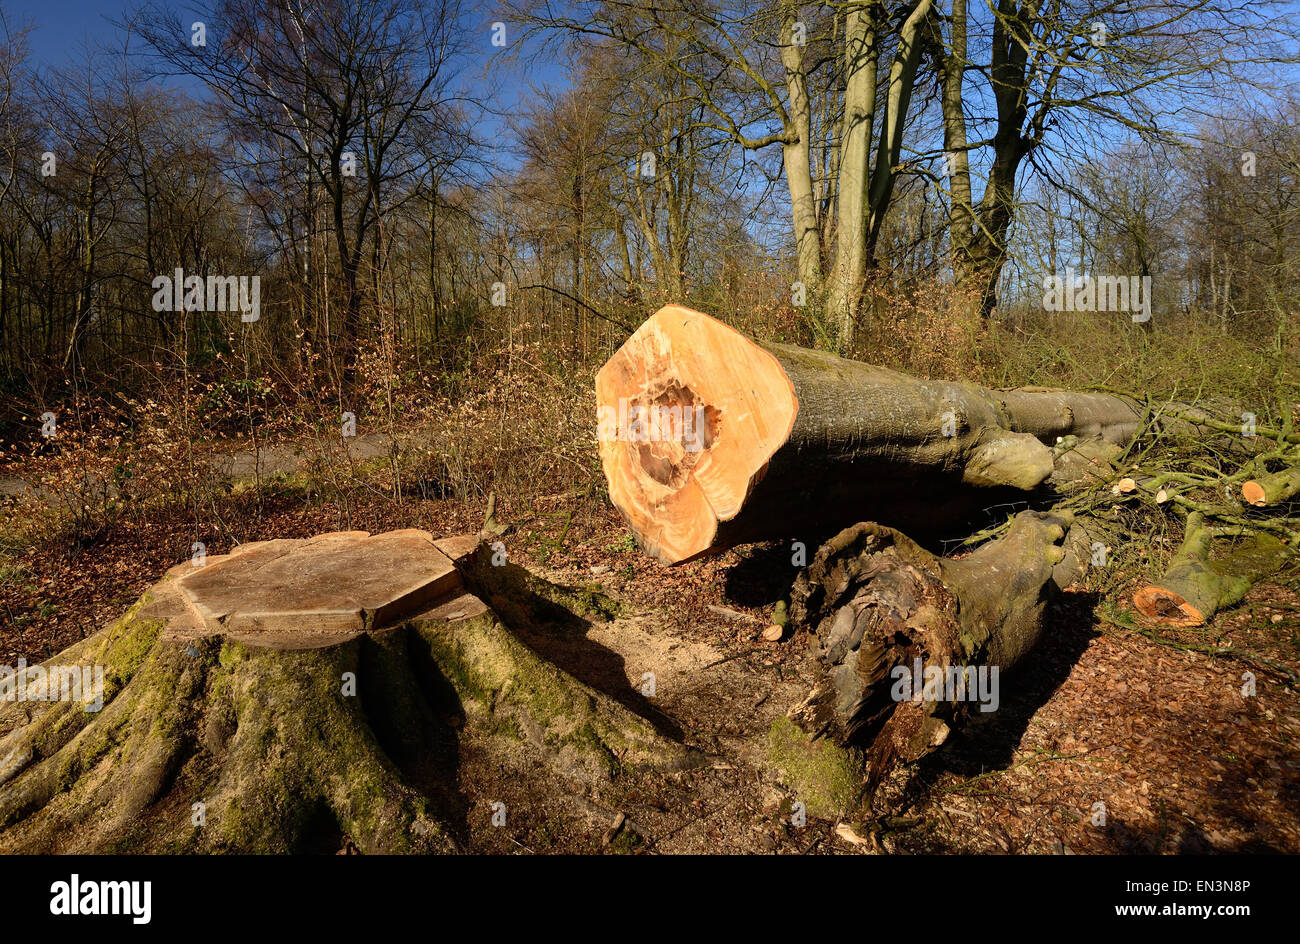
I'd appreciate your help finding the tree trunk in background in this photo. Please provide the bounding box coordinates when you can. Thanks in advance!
[934,0,1034,320]
[573,165,583,354]
[823,3,879,349]
[824,0,933,350]
[937,0,975,301]
[780,4,825,304]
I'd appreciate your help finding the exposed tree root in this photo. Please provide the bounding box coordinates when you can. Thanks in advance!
[786,510,1072,798]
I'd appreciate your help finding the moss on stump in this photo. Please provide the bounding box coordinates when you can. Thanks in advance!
[0,531,693,853]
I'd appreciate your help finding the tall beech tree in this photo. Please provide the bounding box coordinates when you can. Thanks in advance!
[516,0,1298,349]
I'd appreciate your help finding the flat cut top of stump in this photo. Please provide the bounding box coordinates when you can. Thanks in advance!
[154,529,481,649]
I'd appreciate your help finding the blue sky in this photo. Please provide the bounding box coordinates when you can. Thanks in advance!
[0,0,563,172]
[2,0,125,67]
[4,0,1287,256]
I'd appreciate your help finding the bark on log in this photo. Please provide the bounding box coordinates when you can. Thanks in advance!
[787,510,1074,793]
[1132,513,1292,627]
[597,305,1141,563]
[1242,466,1300,508]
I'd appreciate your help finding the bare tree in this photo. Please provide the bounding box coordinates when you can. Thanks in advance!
[137,0,465,386]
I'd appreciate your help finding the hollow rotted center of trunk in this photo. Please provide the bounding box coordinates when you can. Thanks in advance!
[632,381,721,488]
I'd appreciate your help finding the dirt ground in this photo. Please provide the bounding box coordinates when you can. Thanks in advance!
[2,482,1297,854]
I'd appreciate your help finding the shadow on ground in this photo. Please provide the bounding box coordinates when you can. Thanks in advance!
[464,555,687,742]
[899,591,1103,805]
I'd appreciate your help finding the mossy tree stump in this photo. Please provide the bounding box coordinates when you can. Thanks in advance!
[0,530,692,853]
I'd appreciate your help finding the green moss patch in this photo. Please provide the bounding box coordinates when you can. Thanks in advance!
[766,717,862,820]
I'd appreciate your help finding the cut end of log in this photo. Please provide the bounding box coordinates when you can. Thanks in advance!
[1132,585,1206,627]
[596,305,798,563]
[1241,480,1267,507]
[597,307,1142,564]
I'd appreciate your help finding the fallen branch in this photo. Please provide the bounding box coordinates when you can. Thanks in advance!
[1243,466,1300,508]
[1133,512,1293,627]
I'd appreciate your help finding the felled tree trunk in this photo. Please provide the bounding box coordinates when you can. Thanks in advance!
[0,531,692,853]
[787,510,1074,794]
[1133,513,1292,627]
[597,305,1140,563]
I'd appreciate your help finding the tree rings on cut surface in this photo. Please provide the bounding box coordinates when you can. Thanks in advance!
[596,305,798,564]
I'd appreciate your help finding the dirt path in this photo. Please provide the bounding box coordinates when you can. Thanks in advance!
[0,431,404,503]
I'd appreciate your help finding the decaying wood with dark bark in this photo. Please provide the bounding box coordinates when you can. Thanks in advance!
[787,509,1074,794]
[597,305,1141,563]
